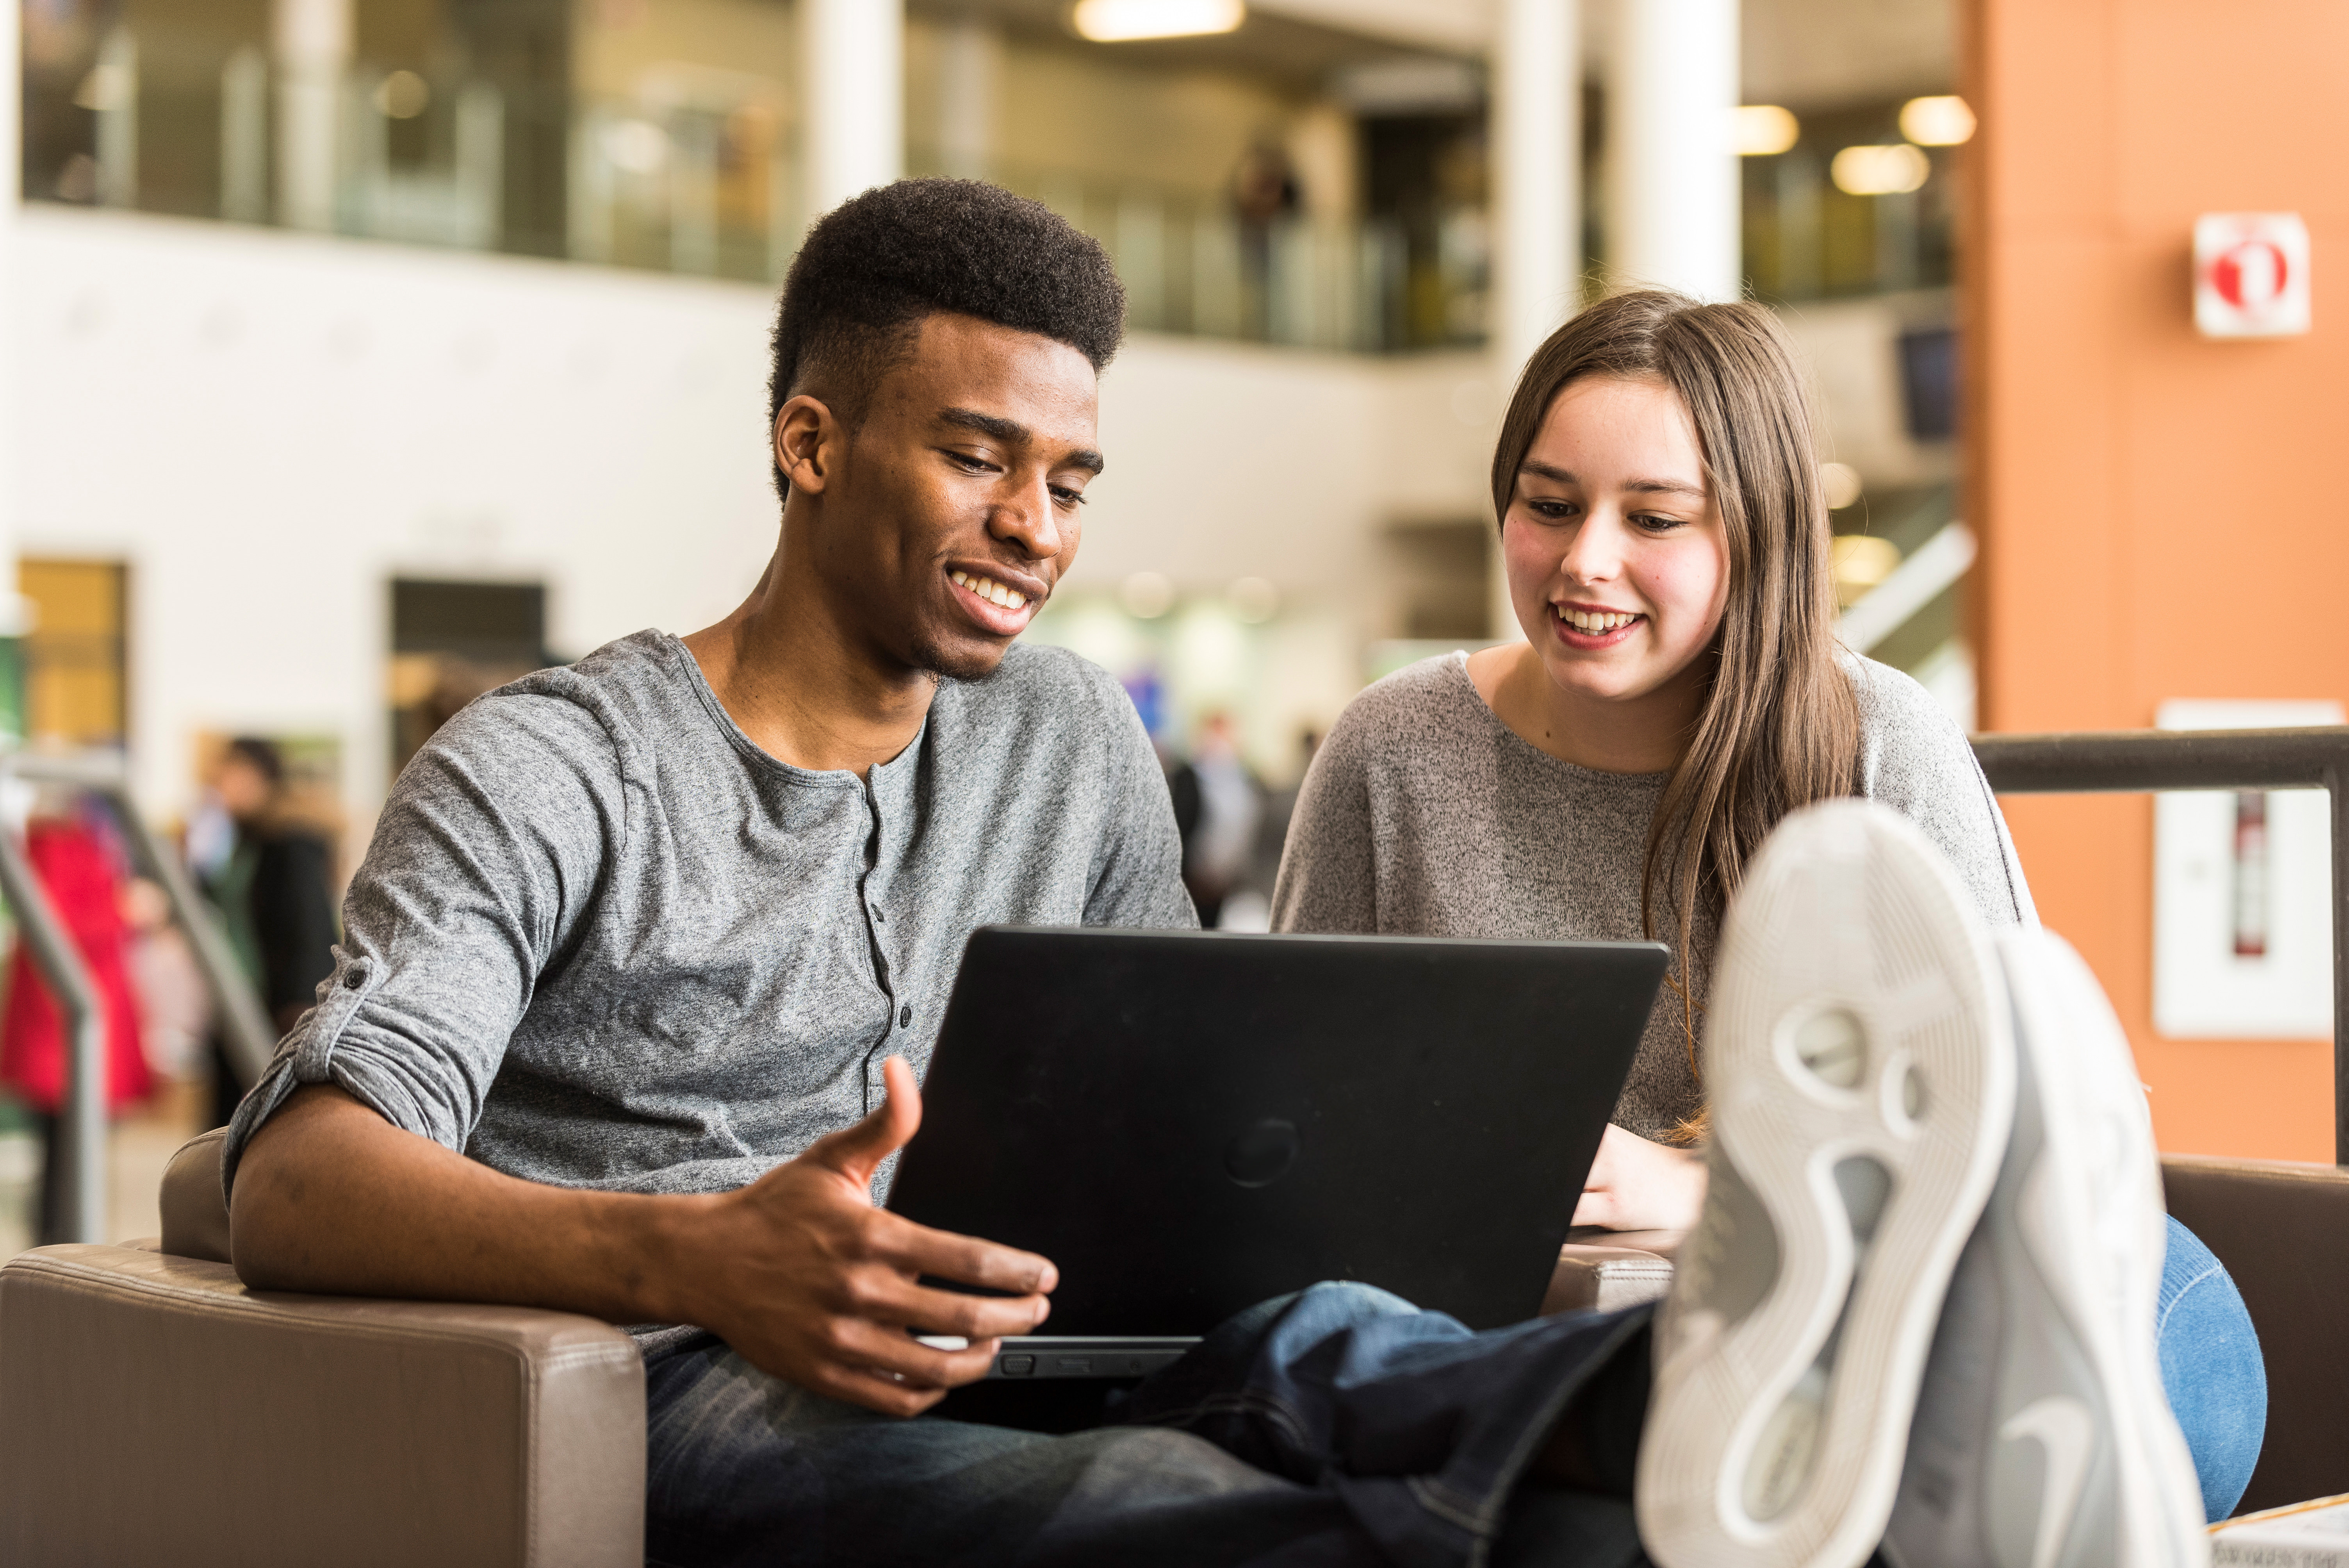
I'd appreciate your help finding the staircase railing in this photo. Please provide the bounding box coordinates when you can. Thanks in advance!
[0,748,275,1243]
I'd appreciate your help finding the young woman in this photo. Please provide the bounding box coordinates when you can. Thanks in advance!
[1270,291,2263,1518]
[1276,290,2030,1228]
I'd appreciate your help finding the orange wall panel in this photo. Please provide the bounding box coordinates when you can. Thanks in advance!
[1969,0,2349,1161]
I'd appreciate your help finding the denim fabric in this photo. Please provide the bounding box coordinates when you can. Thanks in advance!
[2159,1215,2267,1521]
[644,1238,2261,1565]
[643,1282,1653,1568]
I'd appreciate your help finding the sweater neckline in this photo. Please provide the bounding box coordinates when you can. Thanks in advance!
[1437,650,1674,788]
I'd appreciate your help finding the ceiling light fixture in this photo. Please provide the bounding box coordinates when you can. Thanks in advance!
[1899,95,1976,147]
[1830,143,1930,197]
[1072,0,1246,44]
[1734,105,1800,157]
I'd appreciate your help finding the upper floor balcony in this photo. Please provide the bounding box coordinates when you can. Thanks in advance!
[20,0,1957,357]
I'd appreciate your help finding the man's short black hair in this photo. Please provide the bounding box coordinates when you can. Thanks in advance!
[766,178,1126,491]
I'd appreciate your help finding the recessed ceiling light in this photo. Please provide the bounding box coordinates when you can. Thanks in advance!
[1734,105,1799,157]
[1899,95,1976,148]
[1830,144,1930,197]
[1119,570,1176,619]
[1072,0,1246,44]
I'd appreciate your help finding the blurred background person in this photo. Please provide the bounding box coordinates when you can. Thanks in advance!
[194,738,337,1130]
[0,794,152,1244]
[1232,138,1301,340]
[121,876,214,1091]
[1173,711,1265,928]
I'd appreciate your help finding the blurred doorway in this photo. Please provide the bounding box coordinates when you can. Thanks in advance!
[385,577,548,783]
[17,558,129,747]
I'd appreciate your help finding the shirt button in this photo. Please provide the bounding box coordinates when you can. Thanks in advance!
[343,970,364,990]
[898,1004,912,1028]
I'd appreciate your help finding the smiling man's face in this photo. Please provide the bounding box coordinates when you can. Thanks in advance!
[784,312,1103,682]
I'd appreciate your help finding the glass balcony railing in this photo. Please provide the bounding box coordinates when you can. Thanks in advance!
[23,31,1481,356]
[941,154,1483,355]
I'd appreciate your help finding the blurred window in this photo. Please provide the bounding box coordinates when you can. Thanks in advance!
[18,558,129,748]
[1737,96,1956,304]
[387,578,549,782]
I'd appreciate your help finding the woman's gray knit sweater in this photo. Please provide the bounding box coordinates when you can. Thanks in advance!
[1269,651,2035,1140]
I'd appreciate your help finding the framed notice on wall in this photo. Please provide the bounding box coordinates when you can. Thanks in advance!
[2153,698,2342,1039]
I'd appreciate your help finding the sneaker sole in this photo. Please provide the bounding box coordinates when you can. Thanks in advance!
[1991,930,2210,1568]
[1637,801,2016,1568]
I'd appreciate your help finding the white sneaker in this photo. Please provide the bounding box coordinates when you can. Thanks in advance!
[1636,800,2016,1568]
[1882,929,2209,1568]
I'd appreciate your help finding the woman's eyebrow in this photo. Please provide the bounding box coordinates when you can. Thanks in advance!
[1520,461,1704,499]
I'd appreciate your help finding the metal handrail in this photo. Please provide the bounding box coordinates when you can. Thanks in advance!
[0,748,277,1242]
[0,830,105,1242]
[1971,725,2349,1164]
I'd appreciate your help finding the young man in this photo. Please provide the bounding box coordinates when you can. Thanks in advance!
[225,182,2220,1568]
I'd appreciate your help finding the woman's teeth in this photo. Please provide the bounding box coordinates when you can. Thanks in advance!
[1558,608,1638,633]
[950,570,1027,609]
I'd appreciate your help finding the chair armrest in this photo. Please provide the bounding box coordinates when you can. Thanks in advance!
[0,1243,645,1568]
[2162,1153,2349,1515]
[1542,1242,1675,1315]
[160,1126,232,1263]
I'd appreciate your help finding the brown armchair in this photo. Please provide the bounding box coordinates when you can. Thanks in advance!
[0,1128,645,1567]
[0,1131,2337,1564]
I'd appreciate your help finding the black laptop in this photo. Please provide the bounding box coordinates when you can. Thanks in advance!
[885,927,1668,1379]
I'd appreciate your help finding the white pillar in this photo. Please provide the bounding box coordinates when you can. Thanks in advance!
[1489,0,1580,638]
[0,0,20,656]
[1606,0,1740,301]
[801,0,904,221]
[274,0,351,232]
[1492,0,1580,374]
[934,15,1000,182]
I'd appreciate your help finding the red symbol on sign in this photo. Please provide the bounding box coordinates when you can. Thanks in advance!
[2211,241,2290,310]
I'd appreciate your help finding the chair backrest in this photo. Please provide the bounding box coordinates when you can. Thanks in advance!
[2162,1153,2349,1514]
[160,1128,233,1265]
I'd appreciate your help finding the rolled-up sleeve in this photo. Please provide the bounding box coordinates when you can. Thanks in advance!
[221,692,625,1193]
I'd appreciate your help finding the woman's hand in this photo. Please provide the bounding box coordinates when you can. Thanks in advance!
[1572,1122,1708,1233]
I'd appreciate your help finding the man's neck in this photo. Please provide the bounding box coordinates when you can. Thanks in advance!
[682,548,938,779]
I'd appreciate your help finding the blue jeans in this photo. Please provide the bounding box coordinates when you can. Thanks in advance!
[645,1225,2265,1567]
[645,1282,1656,1568]
[2160,1215,2267,1520]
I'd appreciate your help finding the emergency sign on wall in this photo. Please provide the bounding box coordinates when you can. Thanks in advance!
[2194,213,2311,339]
[2153,699,2341,1039]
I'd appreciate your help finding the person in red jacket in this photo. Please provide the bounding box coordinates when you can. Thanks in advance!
[0,809,153,1243]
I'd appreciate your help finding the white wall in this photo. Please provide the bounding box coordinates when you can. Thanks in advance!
[16,205,782,832]
[13,206,1492,832]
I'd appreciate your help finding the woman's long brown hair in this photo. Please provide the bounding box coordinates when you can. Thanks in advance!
[1488,290,1861,1128]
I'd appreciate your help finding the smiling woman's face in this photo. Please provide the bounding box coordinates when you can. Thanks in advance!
[1501,373,1731,715]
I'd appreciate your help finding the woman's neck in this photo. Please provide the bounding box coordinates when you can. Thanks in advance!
[1465,641,1707,775]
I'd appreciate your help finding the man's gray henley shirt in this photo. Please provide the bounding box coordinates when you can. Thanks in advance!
[221,631,1197,1246]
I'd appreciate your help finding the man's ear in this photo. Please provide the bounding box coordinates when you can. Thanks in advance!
[775,394,838,494]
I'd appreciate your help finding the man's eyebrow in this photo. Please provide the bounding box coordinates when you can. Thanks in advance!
[938,406,1105,475]
[1518,461,1702,498]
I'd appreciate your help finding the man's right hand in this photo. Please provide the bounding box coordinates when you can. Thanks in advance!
[678,1055,1059,1417]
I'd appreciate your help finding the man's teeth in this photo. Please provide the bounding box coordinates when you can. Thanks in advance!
[1558,608,1638,633]
[949,570,1026,609]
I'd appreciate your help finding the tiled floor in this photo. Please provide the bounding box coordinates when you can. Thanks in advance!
[0,1080,210,1256]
